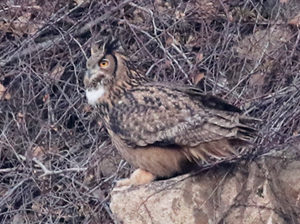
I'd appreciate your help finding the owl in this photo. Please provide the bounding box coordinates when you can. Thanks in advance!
[84,39,257,187]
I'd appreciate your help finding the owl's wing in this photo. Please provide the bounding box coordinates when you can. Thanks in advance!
[108,86,256,149]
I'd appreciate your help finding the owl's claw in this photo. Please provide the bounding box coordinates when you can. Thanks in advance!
[114,168,156,190]
[115,178,132,188]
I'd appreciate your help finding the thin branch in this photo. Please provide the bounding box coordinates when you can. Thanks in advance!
[32,157,87,177]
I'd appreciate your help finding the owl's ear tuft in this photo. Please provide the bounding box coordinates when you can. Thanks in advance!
[102,37,119,54]
[91,43,101,56]
[91,37,120,56]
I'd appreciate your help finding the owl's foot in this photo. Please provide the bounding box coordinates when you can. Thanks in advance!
[115,168,156,188]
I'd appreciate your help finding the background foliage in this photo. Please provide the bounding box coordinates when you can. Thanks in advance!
[0,0,299,223]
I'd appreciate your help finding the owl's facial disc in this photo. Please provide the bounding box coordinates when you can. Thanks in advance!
[84,47,118,106]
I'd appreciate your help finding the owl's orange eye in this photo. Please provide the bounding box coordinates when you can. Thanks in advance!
[99,60,109,68]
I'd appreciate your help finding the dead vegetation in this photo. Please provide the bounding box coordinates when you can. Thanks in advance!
[0,0,299,223]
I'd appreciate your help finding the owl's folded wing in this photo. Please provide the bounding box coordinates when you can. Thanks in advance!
[109,96,255,149]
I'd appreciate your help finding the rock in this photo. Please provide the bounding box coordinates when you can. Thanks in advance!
[110,143,300,224]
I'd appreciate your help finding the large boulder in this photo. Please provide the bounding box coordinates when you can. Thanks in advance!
[110,143,300,224]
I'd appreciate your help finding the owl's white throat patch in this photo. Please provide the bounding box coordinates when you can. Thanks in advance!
[86,85,105,106]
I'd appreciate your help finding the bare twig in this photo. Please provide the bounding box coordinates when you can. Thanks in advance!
[0,178,30,207]
[32,157,87,177]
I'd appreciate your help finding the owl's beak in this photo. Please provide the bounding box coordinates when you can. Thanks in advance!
[84,70,106,89]
[85,70,92,78]
[84,71,92,88]
[84,70,94,88]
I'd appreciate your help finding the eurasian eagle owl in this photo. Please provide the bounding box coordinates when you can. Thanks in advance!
[84,39,257,187]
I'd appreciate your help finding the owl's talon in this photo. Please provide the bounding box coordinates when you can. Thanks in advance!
[114,169,156,189]
[115,178,132,188]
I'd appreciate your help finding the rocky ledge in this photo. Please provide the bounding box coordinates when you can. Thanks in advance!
[110,143,300,224]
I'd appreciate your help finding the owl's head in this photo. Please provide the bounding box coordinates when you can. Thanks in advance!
[84,38,127,105]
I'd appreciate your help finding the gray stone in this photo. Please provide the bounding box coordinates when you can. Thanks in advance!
[110,144,300,224]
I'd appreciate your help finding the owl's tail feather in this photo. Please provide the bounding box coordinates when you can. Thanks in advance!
[186,139,243,165]
[237,114,261,141]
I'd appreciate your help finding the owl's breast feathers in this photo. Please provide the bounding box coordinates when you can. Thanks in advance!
[98,81,257,175]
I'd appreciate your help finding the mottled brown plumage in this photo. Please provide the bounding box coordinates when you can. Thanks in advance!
[84,39,257,187]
